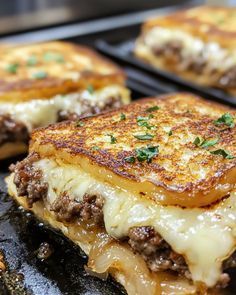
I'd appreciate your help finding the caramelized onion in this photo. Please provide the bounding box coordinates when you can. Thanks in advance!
[88,233,159,295]
[84,265,108,281]
[87,233,197,295]
[23,201,198,295]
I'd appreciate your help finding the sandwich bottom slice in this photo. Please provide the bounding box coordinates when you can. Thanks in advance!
[6,94,236,294]
[0,84,129,160]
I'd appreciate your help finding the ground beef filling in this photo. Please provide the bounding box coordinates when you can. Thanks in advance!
[151,41,236,88]
[10,153,48,208]
[0,114,29,146]
[57,95,123,122]
[128,226,234,287]
[128,226,191,278]
[11,153,105,224]
[51,193,104,225]
[151,41,208,75]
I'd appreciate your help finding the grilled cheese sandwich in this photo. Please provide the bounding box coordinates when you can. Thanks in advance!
[135,6,236,95]
[0,41,130,159]
[7,93,236,294]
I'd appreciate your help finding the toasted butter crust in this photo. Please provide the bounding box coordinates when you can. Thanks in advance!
[29,93,236,207]
[0,41,125,102]
[142,6,236,50]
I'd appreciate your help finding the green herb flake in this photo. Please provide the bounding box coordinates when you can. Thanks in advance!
[92,146,100,151]
[43,51,64,63]
[124,156,135,163]
[107,134,117,144]
[193,136,201,146]
[146,106,160,113]
[193,137,218,148]
[32,71,48,79]
[75,120,85,127]
[210,149,235,159]
[136,145,159,163]
[168,130,173,136]
[137,116,155,130]
[134,133,154,140]
[27,56,38,66]
[214,113,235,128]
[6,63,19,74]
[120,113,126,121]
[200,138,219,148]
[87,85,94,94]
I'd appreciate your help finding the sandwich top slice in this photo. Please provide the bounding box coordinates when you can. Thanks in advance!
[7,93,236,294]
[0,41,129,159]
[134,6,236,95]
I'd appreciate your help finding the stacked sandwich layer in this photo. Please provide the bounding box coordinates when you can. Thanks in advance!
[0,41,130,159]
[135,6,236,95]
[7,93,236,294]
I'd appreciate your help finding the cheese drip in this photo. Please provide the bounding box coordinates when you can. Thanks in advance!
[33,158,236,287]
[0,85,128,131]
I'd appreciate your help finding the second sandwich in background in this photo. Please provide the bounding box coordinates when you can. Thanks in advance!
[134,6,236,95]
[0,41,130,160]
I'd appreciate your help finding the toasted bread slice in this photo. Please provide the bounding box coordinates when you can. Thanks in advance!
[135,6,236,95]
[31,93,236,207]
[0,41,130,159]
[7,93,236,294]
[0,41,126,102]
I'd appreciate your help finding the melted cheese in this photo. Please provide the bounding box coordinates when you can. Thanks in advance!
[0,85,127,131]
[144,27,236,72]
[33,158,236,288]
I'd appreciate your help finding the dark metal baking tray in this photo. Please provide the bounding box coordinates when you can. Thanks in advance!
[96,39,236,107]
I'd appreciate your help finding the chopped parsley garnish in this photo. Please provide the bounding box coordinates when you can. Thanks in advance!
[137,115,155,130]
[87,85,94,94]
[32,71,48,79]
[92,146,100,151]
[27,56,38,66]
[193,136,234,159]
[124,156,135,163]
[120,113,126,121]
[168,130,173,136]
[107,134,117,144]
[210,149,235,159]
[43,52,64,63]
[136,146,159,163]
[75,120,85,127]
[146,106,160,112]
[193,137,218,148]
[6,63,19,74]
[193,136,201,146]
[214,113,235,128]
[124,145,159,164]
[134,133,154,140]
[137,115,153,122]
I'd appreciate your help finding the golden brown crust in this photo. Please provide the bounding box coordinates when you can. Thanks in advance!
[0,41,125,102]
[143,6,236,49]
[29,93,236,207]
